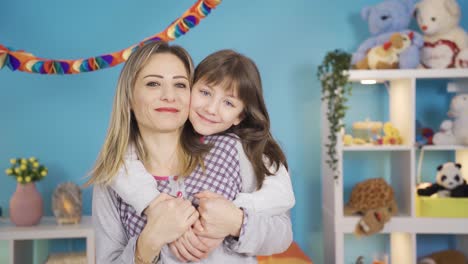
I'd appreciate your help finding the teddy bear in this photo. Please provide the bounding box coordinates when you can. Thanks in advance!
[418,249,467,264]
[433,94,468,145]
[417,162,468,197]
[355,32,414,69]
[351,0,424,69]
[414,0,468,68]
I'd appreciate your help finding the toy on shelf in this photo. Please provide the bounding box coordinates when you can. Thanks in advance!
[433,94,468,146]
[415,120,435,146]
[415,0,468,68]
[376,122,403,145]
[352,120,383,142]
[343,134,367,146]
[373,253,389,264]
[351,0,423,69]
[417,162,468,197]
[344,178,398,236]
[356,32,414,69]
[344,121,404,146]
[418,249,467,264]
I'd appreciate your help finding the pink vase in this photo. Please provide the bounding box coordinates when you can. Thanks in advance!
[9,182,43,226]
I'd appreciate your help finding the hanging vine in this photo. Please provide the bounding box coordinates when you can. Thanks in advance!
[317,50,352,180]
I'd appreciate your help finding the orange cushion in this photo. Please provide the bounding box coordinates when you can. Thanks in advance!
[257,242,313,264]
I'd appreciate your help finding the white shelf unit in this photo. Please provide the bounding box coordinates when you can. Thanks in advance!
[322,69,468,264]
[0,216,95,264]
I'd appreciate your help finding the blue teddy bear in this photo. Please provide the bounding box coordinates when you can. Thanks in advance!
[352,0,424,69]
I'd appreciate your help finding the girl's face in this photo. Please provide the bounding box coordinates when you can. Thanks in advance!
[132,53,191,134]
[189,79,244,136]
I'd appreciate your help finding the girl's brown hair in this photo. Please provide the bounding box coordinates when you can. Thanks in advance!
[87,41,209,186]
[194,50,288,188]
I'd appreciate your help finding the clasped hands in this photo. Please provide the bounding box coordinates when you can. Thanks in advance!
[144,190,244,263]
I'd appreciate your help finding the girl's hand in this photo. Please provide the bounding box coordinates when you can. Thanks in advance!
[169,228,207,262]
[194,191,244,239]
[169,227,224,262]
[141,194,199,248]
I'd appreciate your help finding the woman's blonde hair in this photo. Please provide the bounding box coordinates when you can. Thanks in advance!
[87,41,208,186]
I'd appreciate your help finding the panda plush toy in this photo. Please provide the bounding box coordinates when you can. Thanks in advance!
[417,162,468,197]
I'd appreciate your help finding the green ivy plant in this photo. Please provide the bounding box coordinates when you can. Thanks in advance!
[317,50,352,180]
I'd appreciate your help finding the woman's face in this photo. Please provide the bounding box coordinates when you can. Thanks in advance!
[189,79,244,136]
[132,53,191,134]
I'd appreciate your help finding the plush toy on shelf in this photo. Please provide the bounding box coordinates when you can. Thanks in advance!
[343,134,367,146]
[415,120,435,146]
[433,94,468,146]
[355,32,414,69]
[415,0,468,68]
[344,178,398,236]
[418,249,467,264]
[417,162,468,197]
[351,0,424,69]
[376,122,404,145]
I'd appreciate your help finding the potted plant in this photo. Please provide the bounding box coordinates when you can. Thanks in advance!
[317,50,352,180]
[5,157,48,226]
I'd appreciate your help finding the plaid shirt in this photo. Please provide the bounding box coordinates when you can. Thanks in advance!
[115,134,243,239]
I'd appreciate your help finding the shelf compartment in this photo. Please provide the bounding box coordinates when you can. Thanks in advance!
[344,232,414,264]
[416,234,468,261]
[421,145,468,151]
[344,233,390,264]
[343,151,414,217]
[343,145,413,151]
[340,216,468,234]
[416,196,468,218]
[347,69,468,82]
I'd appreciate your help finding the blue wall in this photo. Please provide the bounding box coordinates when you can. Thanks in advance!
[2,1,468,263]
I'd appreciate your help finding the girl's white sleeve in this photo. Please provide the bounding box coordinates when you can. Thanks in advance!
[233,140,295,215]
[109,159,159,216]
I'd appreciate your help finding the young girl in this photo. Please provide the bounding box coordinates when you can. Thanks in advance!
[110,49,295,261]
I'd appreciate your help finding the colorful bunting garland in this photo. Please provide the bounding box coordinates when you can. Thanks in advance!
[0,0,221,75]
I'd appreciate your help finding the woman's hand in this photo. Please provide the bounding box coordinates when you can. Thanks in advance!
[194,191,244,239]
[137,194,199,261]
[168,227,222,262]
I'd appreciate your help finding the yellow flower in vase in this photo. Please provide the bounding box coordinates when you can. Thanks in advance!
[5,157,48,185]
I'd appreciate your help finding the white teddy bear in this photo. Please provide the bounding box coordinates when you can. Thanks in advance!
[415,0,468,68]
[433,94,468,145]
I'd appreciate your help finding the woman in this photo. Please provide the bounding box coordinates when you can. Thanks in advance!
[90,41,292,263]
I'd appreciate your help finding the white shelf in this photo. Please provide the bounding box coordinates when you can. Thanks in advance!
[0,216,93,240]
[347,68,468,82]
[339,216,412,234]
[0,216,95,264]
[420,145,468,151]
[342,145,412,151]
[340,216,468,234]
